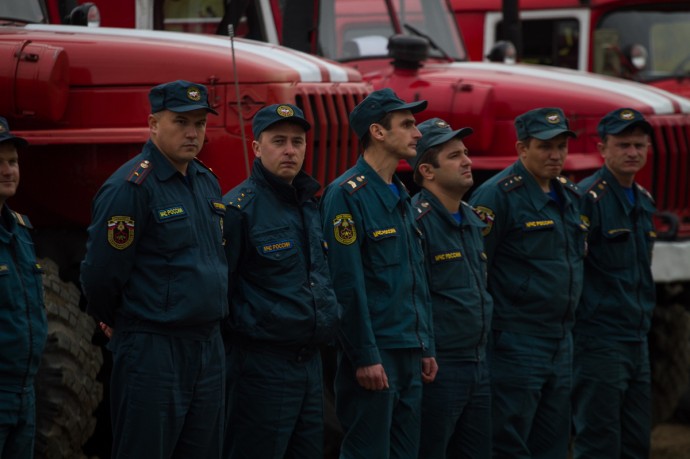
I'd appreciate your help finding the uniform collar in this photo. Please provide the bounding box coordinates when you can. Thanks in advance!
[252,158,320,204]
[144,140,207,182]
[513,160,570,211]
[419,188,484,229]
[356,156,410,212]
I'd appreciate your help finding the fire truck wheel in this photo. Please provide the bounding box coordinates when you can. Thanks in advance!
[34,258,103,459]
[649,283,690,425]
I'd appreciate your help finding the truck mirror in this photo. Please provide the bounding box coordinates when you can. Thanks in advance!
[487,40,517,64]
[65,3,100,27]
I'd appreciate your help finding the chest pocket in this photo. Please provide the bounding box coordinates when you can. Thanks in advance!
[429,248,468,290]
[519,219,558,260]
[151,203,195,253]
[365,227,401,267]
[600,227,634,269]
[252,226,300,272]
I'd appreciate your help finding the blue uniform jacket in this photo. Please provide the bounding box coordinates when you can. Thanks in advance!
[81,140,228,333]
[576,166,656,341]
[222,159,339,347]
[412,190,493,362]
[0,205,47,393]
[469,160,586,338]
[320,157,434,368]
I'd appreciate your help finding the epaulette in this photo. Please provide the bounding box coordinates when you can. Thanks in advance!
[499,174,524,192]
[636,183,655,203]
[339,173,368,195]
[11,211,32,229]
[585,178,609,202]
[193,157,219,180]
[127,159,154,185]
[413,199,432,220]
[557,176,580,196]
[226,187,255,210]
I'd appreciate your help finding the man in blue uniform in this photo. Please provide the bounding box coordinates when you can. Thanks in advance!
[469,107,586,459]
[320,88,437,459]
[81,80,228,459]
[409,118,494,459]
[572,108,656,458]
[221,104,339,459]
[0,118,47,459]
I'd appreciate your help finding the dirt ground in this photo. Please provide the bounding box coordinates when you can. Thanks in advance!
[651,423,690,459]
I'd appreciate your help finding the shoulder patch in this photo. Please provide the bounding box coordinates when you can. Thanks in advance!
[11,211,32,229]
[413,199,432,220]
[557,176,580,196]
[473,206,495,236]
[193,157,219,180]
[226,188,255,210]
[339,174,367,195]
[635,183,655,203]
[333,213,357,245]
[127,160,154,185]
[499,174,524,192]
[107,216,135,250]
[585,178,608,202]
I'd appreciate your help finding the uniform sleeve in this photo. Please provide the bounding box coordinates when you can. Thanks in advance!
[320,186,380,368]
[80,180,148,326]
[469,185,506,268]
[222,206,245,296]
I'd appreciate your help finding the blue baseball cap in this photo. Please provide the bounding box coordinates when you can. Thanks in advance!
[0,117,28,148]
[349,88,427,140]
[252,104,311,138]
[514,107,576,141]
[598,108,651,139]
[149,80,218,115]
[408,118,473,169]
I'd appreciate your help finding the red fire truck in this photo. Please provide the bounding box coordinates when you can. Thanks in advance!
[2,0,371,456]
[452,0,690,98]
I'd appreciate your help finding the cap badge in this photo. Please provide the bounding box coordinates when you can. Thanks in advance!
[546,112,561,124]
[619,109,635,120]
[277,105,295,118]
[187,87,202,102]
[0,125,5,133]
[435,120,450,129]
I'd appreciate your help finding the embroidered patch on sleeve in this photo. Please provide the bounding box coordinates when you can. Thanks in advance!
[473,206,495,237]
[333,214,357,245]
[107,216,135,250]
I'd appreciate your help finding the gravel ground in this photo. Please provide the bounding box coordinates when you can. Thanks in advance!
[651,423,690,459]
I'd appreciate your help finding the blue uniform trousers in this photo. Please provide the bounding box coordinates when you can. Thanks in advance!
[110,330,225,459]
[223,345,324,459]
[336,348,423,459]
[572,336,651,459]
[419,359,491,459]
[490,331,572,459]
[0,390,35,459]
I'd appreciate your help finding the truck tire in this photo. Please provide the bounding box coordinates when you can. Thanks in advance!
[34,258,103,459]
[649,283,690,425]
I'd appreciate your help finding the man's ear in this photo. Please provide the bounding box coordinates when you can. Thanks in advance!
[418,163,435,181]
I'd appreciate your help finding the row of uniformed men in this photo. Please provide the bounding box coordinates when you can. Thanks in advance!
[0,79,654,459]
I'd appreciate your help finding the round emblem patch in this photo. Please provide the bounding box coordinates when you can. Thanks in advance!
[277,105,295,118]
[545,112,561,124]
[333,213,356,245]
[107,216,135,250]
[619,109,635,120]
[187,87,202,102]
[435,120,450,129]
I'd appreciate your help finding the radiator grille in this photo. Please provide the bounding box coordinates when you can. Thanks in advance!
[294,83,370,187]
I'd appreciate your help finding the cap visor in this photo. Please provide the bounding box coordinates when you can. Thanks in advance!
[0,136,28,148]
[393,99,428,114]
[427,127,475,149]
[532,128,577,140]
[611,120,652,135]
[169,104,219,116]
